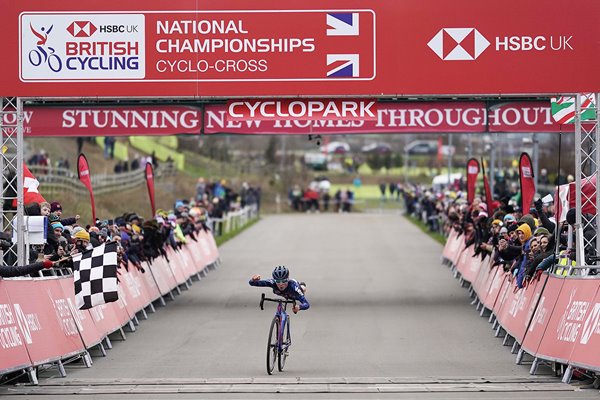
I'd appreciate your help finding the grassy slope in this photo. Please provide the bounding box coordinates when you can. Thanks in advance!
[27,137,197,221]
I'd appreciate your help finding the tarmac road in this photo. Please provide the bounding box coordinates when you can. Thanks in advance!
[2,214,597,399]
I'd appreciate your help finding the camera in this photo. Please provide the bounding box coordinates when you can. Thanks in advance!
[308,134,322,147]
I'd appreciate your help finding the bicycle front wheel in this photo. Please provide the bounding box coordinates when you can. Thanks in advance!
[278,318,291,371]
[266,317,279,375]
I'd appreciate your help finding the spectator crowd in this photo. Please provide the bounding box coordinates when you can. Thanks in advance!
[1,177,260,278]
[403,181,596,290]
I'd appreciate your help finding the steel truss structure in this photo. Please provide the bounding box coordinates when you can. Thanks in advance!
[0,97,25,266]
[0,95,598,267]
[574,93,600,272]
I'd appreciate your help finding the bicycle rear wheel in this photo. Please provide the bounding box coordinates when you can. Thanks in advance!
[266,317,279,375]
[278,318,291,371]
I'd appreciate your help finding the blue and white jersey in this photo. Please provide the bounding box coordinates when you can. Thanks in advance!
[249,278,310,310]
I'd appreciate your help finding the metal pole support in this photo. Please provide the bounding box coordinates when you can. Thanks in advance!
[27,367,38,385]
[82,351,93,368]
[57,360,67,377]
[530,357,540,375]
[561,365,574,384]
[511,341,520,354]
[516,349,524,365]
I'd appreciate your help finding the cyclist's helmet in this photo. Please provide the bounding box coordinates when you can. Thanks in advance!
[272,265,289,282]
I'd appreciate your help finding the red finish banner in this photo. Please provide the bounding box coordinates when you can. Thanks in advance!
[519,152,536,212]
[145,163,156,216]
[17,102,570,136]
[466,158,480,204]
[77,154,96,222]
[207,102,569,134]
[1,0,599,97]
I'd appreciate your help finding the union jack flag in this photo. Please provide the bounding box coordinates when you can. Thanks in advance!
[326,54,360,78]
[327,13,359,36]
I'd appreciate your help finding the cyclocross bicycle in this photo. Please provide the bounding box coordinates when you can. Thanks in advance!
[260,293,294,374]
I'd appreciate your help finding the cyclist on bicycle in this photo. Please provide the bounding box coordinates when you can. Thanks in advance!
[249,265,310,313]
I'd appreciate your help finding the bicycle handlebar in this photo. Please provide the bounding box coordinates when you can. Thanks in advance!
[260,293,295,310]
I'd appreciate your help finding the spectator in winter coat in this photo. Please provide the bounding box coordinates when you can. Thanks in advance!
[0,259,56,278]
[51,202,80,226]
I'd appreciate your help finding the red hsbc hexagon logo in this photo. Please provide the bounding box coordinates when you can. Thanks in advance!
[428,28,490,61]
[66,21,97,37]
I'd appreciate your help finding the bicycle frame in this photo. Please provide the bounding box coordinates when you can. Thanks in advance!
[260,293,293,354]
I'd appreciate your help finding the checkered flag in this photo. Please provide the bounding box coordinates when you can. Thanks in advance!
[73,242,119,310]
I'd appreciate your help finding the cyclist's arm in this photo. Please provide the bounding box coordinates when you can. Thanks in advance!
[249,278,275,288]
[297,295,310,310]
[292,283,310,310]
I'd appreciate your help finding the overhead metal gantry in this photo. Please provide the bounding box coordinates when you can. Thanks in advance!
[2,95,599,271]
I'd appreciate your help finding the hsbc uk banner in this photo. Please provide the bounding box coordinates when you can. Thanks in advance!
[2,0,598,97]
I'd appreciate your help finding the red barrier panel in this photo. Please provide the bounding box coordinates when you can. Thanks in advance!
[450,240,467,269]
[493,273,514,316]
[3,278,86,366]
[199,231,219,265]
[535,277,599,364]
[521,274,563,356]
[109,289,133,329]
[480,266,505,311]
[446,231,464,263]
[171,247,198,279]
[464,252,485,284]
[454,246,470,278]
[148,256,179,294]
[0,283,32,373]
[136,262,163,304]
[187,240,208,274]
[87,303,123,338]
[495,277,544,344]
[471,257,492,298]
[127,263,155,307]
[165,248,190,285]
[207,232,220,263]
[56,278,104,348]
[455,245,483,283]
[570,285,600,370]
[117,264,150,315]
[442,230,459,261]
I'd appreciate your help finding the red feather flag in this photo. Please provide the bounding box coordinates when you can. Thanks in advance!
[481,158,494,214]
[77,154,96,223]
[519,152,536,213]
[466,158,480,204]
[145,162,156,216]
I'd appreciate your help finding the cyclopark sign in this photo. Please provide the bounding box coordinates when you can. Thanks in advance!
[1,0,599,98]
[16,101,573,136]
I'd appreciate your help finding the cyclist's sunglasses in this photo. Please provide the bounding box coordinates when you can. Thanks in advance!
[274,279,288,284]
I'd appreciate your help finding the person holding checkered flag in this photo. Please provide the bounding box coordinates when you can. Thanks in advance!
[73,241,119,310]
